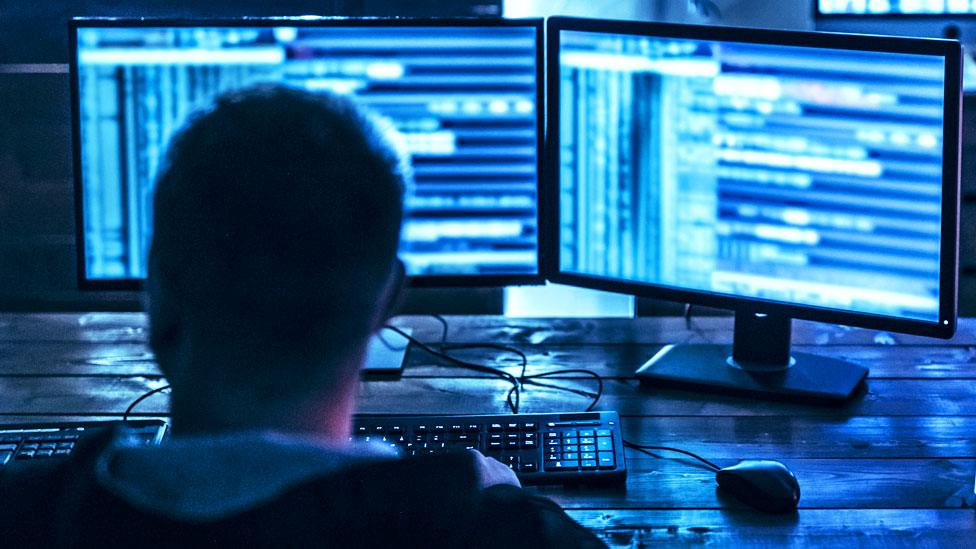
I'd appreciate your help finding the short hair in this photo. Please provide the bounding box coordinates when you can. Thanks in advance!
[148,84,407,388]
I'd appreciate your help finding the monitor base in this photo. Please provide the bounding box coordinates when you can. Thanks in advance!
[361,327,412,377]
[635,344,868,404]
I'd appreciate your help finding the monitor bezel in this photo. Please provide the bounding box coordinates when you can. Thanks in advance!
[543,16,961,338]
[70,16,545,291]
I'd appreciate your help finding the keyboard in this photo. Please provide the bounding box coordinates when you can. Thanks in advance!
[0,420,168,466]
[352,411,626,484]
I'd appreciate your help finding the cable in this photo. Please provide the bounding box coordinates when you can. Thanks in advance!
[383,324,522,413]
[123,384,171,421]
[378,315,450,352]
[623,440,722,472]
[429,314,449,349]
[384,321,604,414]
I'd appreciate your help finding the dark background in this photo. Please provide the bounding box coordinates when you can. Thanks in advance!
[0,1,972,316]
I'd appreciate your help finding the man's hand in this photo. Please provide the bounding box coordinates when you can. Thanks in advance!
[469,449,521,489]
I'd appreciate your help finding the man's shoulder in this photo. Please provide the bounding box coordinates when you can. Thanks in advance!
[0,433,604,548]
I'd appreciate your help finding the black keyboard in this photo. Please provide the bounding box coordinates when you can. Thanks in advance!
[0,420,168,466]
[352,411,626,484]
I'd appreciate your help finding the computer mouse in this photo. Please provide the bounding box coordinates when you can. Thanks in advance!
[716,459,800,513]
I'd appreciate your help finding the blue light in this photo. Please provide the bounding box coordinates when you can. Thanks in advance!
[76,25,539,280]
[558,31,946,323]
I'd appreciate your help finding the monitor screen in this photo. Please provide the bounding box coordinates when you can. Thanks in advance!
[818,0,976,15]
[72,20,541,287]
[554,27,955,325]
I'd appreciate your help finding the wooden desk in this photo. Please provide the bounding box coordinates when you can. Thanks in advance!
[1,313,974,546]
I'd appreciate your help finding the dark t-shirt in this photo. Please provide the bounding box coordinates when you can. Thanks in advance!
[0,427,605,548]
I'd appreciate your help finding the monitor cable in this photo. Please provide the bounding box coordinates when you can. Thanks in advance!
[123,384,170,421]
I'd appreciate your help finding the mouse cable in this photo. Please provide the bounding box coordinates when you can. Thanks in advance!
[622,439,721,472]
[123,384,171,421]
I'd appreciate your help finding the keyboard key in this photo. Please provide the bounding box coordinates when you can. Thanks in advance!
[23,443,39,451]
[597,438,613,451]
[546,452,561,461]
[596,429,612,437]
[16,450,35,459]
[505,433,519,441]
[505,440,519,449]
[355,426,368,435]
[449,424,464,434]
[544,460,575,471]
[55,449,72,457]
[581,445,596,453]
[0,450,12,464]
[432,425,446,433]
[521,440,537,449]
[520,422,537,431]
[562,452,579,461]
[520,461,538,473]
[505,422,520,432]
[598,452,614,468]
[579,437,596,445]
[545,439,561,446]
[581,452,596,460]
[562,430,578,439]
[35,449,54,457]
[488,423,504,433]
[488,441,504,450]
[562,437,579,446]
[465,423,481,432]
[581,459,598,469]
[522,432,537,441]
[0,444,17,452]
[372,426,385,434]
[38,443,56,450]
[563,445,579,453]
[544,431,560,440]
[488,433,504,442]
[414,425,429,434]
[389,426,403,434]
[450,433,477,442]
[578,430,595,438]
[0,435,22,443]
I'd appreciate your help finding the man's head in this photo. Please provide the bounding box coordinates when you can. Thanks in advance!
[147,84,408,409]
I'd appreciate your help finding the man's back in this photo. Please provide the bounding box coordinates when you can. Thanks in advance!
[2,426,605,548]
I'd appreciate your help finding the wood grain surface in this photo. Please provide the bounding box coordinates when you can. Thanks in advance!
[1,313,974,546]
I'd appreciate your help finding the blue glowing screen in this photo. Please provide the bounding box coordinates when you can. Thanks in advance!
[75,24,539,280]
[819,0,976,14]
[558,30,947,322]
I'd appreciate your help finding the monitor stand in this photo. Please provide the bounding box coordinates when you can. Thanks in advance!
[635,311,868,403]
[361,327,412,377]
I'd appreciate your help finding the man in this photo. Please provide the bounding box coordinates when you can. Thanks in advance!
[3,85,603,547]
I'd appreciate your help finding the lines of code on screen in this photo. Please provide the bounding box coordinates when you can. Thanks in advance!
[819,0,976,15]
[76,25,538,280]
[558,31,945,322]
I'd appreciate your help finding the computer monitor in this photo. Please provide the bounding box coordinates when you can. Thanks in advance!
[70,17,543,290]
[816,1,976,42]
[546,17,962,402]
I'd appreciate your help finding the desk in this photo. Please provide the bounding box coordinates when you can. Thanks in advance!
[1,313,974,546]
